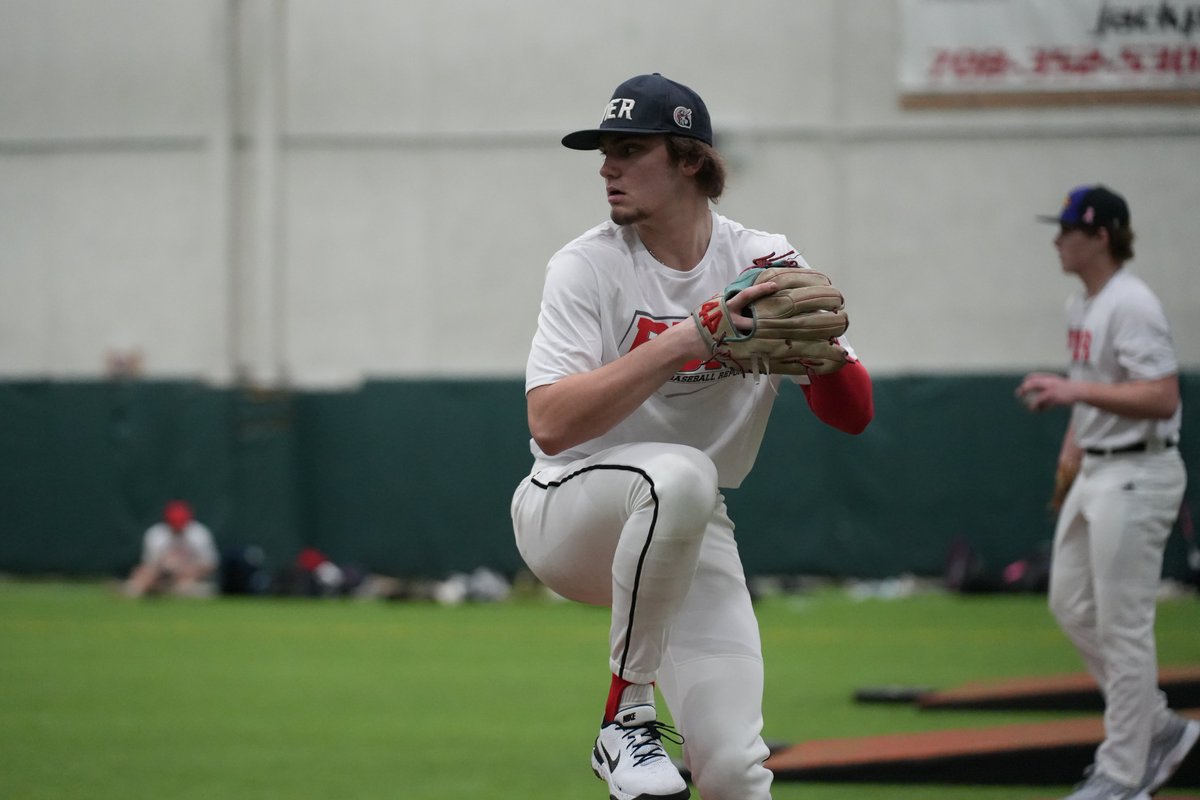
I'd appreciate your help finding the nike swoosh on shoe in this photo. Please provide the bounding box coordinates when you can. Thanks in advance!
[600,741,621,772]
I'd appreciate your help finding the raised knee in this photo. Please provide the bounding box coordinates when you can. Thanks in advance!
[643,446,718,510]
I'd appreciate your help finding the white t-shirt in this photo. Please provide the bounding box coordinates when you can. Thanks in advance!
[525,211,855,488]
[142,521,219,570]
[1066,268,1181,449]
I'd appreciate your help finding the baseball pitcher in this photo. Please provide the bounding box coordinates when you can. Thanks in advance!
[511,73,874,800]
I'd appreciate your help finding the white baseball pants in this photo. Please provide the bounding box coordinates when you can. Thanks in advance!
[1048,447,1187,787]
[511,442,773,800]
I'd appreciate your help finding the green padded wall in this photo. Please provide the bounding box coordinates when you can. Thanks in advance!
[1,376,1196,582]
[293,380,532,577]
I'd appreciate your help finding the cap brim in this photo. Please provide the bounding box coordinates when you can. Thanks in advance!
[561,129,605,150]
[1035,214,1063,224]
[561,125,680,150]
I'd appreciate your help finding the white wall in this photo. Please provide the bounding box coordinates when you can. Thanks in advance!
[2,0,1198,385]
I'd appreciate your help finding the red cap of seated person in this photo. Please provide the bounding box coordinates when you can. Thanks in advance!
[163,500,193,531]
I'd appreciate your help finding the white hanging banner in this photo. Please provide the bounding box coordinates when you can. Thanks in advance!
[898,0,1200,105]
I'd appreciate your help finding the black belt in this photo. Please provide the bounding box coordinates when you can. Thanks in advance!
[1085,439,1177,456]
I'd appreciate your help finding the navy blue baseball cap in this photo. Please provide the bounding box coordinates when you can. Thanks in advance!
[562,73,713,151]
[1037,185,1130,231]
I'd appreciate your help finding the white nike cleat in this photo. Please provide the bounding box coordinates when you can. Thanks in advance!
[1140,714,1200,794]
[1060,768,1147,800]
[590,704,690,800]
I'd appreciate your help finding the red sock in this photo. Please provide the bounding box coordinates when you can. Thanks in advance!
[604,674,634,723]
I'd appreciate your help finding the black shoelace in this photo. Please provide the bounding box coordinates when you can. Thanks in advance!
[621,720,685,767]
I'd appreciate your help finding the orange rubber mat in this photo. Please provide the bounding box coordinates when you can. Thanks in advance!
[764,710,1200,786]
[917,665,1200,712]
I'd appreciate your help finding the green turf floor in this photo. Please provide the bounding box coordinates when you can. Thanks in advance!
[2,578,1198,799]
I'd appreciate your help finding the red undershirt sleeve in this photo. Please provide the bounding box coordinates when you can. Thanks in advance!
[799,359,873,435]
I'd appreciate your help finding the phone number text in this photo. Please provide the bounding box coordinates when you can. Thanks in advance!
[928,45,1200,80]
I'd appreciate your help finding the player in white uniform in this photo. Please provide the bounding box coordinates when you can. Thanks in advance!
[1018,185,1197,800]
[510,74,874,800]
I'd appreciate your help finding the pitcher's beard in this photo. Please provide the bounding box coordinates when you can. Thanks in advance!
[610,207,647,226]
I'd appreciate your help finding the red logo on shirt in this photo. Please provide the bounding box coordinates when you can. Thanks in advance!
[1068,328,1091,363]
[629,315,723,374]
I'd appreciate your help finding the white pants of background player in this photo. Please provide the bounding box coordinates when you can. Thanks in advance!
[1049,447,1187,788]
[511,441,773,800]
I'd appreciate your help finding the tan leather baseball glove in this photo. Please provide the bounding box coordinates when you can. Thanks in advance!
[691,263,849,376]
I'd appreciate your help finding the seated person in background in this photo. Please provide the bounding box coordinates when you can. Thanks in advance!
[124,500,218,598]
